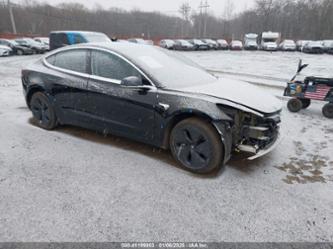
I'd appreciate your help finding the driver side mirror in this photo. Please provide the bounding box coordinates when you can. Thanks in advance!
[121,76,143,87]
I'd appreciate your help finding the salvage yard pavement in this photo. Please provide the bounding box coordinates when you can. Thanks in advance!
[0,52,332,241]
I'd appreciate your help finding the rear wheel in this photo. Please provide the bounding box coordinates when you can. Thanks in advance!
[30,92,57,130]
[300,98,311,109]
[287,98,302,113]
[170,118,224,174]
[322,103,333,119]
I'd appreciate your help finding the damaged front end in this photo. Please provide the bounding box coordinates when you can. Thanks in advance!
[235,111,281,159]
[217,105,281,160]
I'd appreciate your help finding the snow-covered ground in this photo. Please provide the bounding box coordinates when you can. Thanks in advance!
[182,50,333,88]
[0,53,332,242]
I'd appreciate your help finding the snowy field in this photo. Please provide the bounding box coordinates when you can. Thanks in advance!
[182,50,333,88]
[0,52,332,242]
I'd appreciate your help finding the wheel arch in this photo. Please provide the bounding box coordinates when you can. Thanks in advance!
[26,86,46,108]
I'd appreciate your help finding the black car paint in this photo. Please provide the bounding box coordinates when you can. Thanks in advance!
[22,44,279,164]
[23,58,233,155]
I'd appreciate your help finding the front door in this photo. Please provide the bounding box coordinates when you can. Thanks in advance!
[86,49,157,143]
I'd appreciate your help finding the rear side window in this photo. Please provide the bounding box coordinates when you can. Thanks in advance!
[46,49,88,74]
[50,33,69,48]
[91,50,142,81]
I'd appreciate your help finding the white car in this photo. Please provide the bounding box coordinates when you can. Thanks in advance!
[128,38,152,45]
[279,40,296,51]
[296,40,311,51]
[201,39,218,49]
[322,40,333,53]
[34,37,50,51]
[174,39,194,51]
[159,39,175,50]
[0,45,12,57]
[216,39,229,50]
[230,40,243,50]
[302,41,324,54]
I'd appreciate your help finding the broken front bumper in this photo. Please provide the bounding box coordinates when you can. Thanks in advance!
[247,131,283,160]
[236,114,282,160]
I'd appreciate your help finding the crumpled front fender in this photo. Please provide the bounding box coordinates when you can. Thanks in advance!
[212,120,233,164]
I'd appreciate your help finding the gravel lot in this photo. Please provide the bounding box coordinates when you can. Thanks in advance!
[0,52,332,242]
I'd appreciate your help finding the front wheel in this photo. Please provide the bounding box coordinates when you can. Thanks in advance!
[30,92,58,130]
[287,98,302,113]
[17,49,24,55]
[170,118,224,174]
[323,103,333,119]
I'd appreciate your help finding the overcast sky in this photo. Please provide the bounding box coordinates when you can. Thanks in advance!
[34,0,255,16]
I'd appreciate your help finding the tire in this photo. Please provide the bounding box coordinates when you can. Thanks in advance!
[170,118,224,174]
[287,98,302,113]
[17,49,23,55]
[30,92,57,130]
[322,103,333,119]
[300,98,311,109]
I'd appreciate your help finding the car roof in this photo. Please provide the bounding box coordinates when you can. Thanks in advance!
[50,31,105,35]
[50,42,153,54]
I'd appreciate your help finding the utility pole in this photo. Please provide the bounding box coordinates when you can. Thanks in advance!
[8,0,17,34]
[199,0,209,38]
[179,2,191,38]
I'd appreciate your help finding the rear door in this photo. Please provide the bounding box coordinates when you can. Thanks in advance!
[86,49,157,143]
[44,49,90,125]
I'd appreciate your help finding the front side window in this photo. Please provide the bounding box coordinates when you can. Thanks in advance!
[91,50,142,81]
[46,49,88,74]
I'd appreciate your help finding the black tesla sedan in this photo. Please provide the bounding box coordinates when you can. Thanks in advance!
[22,42,282,173]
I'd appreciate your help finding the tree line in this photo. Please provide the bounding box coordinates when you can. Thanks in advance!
[1,0,333,40]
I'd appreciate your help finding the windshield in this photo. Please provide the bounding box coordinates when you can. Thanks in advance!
[263,38,277,43]
[85,33,111,43]
[110,44,216,88]
[178,40,191,46]
[16,40,28,45]
[8,40,18,46]
[284,40,295,45]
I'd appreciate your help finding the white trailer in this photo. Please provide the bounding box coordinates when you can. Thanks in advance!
[244,33,258,50]
[261,31,280,51]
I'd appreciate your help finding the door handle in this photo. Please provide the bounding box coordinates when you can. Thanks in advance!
[156,103,170,113]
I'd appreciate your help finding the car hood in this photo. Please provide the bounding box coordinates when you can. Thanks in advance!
[181,78,282,114]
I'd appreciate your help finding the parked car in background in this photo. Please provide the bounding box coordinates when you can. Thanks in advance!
[230,40,243,50]
[296,40,311,51]
[279,40,296,51]
[201,39,218,50]
[0,39,33,55]
[34,37,50,50]
[302,41,324,54]
[322,40,333,53]
[188,39,210,50]
[216,39,229,50]
[173,39,194,51]
[261,31,279,51]
[49,31,111,50]
[159,39,175,50]
[15,38,48,54]
[0,45,12,57]
[145,40,154,45]
[244,33,258,50]
[22,42,282,173]
[128,38,152,45]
